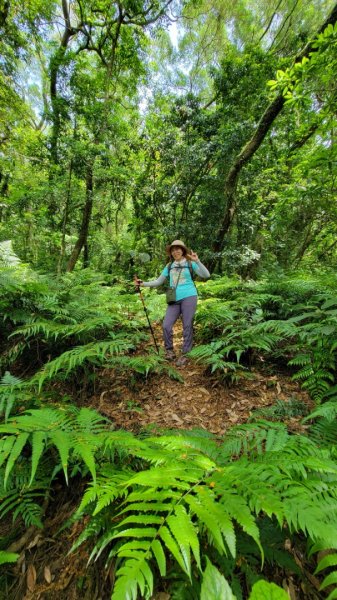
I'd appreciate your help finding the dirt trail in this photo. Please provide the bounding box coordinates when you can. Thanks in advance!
[92,323,311,434]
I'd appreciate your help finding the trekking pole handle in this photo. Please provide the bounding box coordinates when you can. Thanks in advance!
[133,274,143,292]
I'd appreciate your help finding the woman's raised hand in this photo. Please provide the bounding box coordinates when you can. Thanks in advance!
[190,250,199,261]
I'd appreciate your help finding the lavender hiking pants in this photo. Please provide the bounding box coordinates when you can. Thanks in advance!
[163,295,198,354]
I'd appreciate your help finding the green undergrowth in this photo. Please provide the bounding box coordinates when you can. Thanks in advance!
[1,406,337,598]
[2,265,337,597]
[190,273,337,400]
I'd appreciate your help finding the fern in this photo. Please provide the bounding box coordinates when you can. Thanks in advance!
[250,398,309,421]
[67,421,337,598]
[315,552,337,600]
[11,315,122,342]
[188,342,248,382]
[29,336,137,390]
[0,407,111,486]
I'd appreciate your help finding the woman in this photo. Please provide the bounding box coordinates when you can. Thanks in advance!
[134,240,210,366]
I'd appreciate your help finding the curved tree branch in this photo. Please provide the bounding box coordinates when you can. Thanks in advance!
[210,2,337,268]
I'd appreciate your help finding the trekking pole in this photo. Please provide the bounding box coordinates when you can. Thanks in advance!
[134,274,160,354]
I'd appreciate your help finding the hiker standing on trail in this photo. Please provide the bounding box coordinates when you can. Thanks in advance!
[134,240,210,366]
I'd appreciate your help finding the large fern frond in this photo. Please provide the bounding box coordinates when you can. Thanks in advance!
[0,407,111,486]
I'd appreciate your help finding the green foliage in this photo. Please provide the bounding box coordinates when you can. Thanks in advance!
[188,341,249,383]
[2,270,337,596]
[200,558,236,600]
[248,579,289,600]
[67,421,337,598]
[0,407,110,486]
[191,276,337,401]
[250,398,309,421]
[2,2,337,596]
[0,551,19,566]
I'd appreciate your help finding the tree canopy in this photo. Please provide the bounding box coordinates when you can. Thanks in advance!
[0,0,336,275]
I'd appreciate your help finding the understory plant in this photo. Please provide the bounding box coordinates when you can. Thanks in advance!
[0,409,337,600]
[2,405,335,598]
[2,267,337,597]
[192,274,337,400]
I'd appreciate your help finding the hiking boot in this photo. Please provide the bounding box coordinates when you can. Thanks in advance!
[176,355,188,367]
[165,350,176,361]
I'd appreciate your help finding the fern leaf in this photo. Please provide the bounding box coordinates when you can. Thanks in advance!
[4,432,29,488]
[166,510,192,576]
[119,515,163,527]
[12,498,44,528]
[111,554,153,600]
[303,401,337,422]
[30,431,46,486]
[0,435,16,467]
[125,489,181,504]
[315,553,337,574]
[173,504,201,570]
[73,437,97,482]
[220,493,263,562]
[49,430,71,484]
[320,571,337,590]
[160,525,189,575]
[151,539,166,576]
[113,527,158,540]
[126,465,203,489]
[185,493,226,554]
[120,501,178,514]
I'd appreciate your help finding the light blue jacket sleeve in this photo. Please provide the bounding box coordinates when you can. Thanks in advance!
[142,267,167,288]
[193,260,210,279]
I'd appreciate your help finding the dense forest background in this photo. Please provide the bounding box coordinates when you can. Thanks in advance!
[2,1,337,599]
[1,0,337,276]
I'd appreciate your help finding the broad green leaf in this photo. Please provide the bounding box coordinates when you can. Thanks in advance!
[200,558,236,600]
[248,580,289,599]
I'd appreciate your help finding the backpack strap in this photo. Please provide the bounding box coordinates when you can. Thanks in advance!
[188,260,194,280]
[167,261,195,283]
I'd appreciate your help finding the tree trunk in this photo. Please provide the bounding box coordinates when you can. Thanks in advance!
[49,0,75,164]
[210,2,337,271]
[57,158,73,274]
[66,163,94,272]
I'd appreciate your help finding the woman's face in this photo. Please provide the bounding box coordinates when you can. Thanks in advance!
[171,246,184,261]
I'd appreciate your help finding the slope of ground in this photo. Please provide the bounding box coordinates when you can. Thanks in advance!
[92,323,312,435]
[2,324,315,600]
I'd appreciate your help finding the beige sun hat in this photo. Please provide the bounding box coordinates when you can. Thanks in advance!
[167,239,188,255]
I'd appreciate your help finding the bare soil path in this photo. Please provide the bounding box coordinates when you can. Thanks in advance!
[92,323,311,434]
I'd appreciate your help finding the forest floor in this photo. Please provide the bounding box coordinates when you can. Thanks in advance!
[91,322,312,436]
[4,323,316,600]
